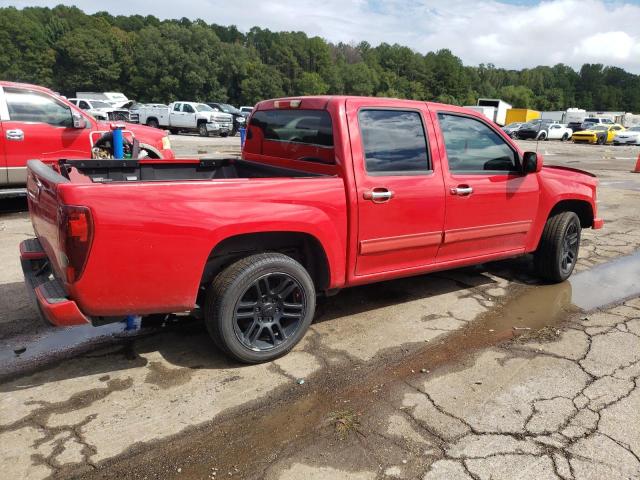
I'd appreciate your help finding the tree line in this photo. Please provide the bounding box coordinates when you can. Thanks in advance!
[2,5,640,112]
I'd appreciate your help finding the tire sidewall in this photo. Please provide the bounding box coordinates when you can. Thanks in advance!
[208,256,316,363]
[198,123,209,137]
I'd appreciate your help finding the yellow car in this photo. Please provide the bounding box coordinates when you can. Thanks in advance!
[572,124,625,144]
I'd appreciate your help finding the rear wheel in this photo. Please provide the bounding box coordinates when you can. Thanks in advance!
[169,128,180,135]
[561,133,569,141]
[198,122,209,137]
[204,253,316,363]
[538,132,547,141]
[146,118,160,129]
[596,135,605,145]
[534,211,581,283]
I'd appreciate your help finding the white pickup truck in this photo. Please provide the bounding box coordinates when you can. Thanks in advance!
[136,101,234,137]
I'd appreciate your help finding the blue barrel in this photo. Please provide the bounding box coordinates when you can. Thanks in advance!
[239,127,246,148]
[112,127,124,159]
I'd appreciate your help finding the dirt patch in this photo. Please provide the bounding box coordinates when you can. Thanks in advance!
[144,362,193,389]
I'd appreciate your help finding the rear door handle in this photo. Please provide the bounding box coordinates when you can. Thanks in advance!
[6,129,24,141]
[450,185,473,196]
[363,188,394,203]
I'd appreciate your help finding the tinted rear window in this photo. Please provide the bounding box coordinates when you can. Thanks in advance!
[249,110,333,147]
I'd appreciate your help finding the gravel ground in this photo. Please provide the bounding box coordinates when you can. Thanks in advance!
[1,137,639,480]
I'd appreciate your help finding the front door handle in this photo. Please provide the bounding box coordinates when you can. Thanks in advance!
[450,185,473,196]
[363,188,394,203]
[6,129,24,141]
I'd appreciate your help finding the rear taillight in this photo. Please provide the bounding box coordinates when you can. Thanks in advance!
[58,205,93,283]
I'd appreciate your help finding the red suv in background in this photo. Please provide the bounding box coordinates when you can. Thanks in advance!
[0,81,174,195]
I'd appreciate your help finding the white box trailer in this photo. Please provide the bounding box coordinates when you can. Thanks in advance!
[565,108,587,130]
[464,106,497,123]
[477,98,512,126]
[540,111,565,122]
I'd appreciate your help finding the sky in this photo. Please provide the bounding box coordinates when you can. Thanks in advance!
[10,0,640,73]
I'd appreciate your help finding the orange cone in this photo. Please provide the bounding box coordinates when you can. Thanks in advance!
[634,153,640,173]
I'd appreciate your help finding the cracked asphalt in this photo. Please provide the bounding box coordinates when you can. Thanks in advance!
[1,137,640,479]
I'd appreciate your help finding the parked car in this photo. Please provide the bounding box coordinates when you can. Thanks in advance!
[516,119,554,140]
[546,123,573,141]
[613,125,640,145]
[239,106,254,117]
[20,95,602,363]
[136,102,233,137]
[206,102,246,135]
[580,117,614,130]
[0,81,174,196]
[572,124,625,144]
[502,122,524,138]
[68,98,130,122]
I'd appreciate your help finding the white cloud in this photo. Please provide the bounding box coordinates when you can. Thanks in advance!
[11,0,640,72]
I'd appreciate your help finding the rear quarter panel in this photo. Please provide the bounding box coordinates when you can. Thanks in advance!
[57,177,347,316]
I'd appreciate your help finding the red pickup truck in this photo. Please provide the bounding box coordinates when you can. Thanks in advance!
[0,81,174,196]
[20,96,602,363]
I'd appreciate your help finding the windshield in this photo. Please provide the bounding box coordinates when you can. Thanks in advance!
[91,101,112,108]
[196,104,214,112]
[592,125,608,131]
[505,123,522,128]
[628,126,640,132]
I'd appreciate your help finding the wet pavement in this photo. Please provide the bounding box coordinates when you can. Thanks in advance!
[1,138,640,479]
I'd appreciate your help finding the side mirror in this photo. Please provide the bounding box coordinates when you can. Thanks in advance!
[522,151,543,173]
[72,111,85,129]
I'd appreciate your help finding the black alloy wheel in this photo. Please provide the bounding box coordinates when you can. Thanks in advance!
[560,222,579,277]
[233,272,306,351]
[204,253,316,363]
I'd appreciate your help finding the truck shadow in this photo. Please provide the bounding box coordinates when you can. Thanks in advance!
[0,257,536,391]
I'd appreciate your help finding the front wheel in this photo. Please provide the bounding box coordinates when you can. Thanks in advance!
[561,133,569,142]
[198,122,209,137]
[596,135,605,145]
[204,253,316,363]
[534,211,581,283]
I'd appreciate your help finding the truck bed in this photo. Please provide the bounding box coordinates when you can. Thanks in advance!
[56,157,329,183]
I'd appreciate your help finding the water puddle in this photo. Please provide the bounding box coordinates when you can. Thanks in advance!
[570,251,640,310]
[0,322,147,380]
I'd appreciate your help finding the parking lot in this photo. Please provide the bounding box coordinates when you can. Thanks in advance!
[1,137,640,480]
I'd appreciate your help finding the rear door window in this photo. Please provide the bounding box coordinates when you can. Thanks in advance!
[246,109,334,163]
[358,109,430,174]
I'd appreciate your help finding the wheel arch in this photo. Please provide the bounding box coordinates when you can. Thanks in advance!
[200,231,331,297]
[548,199,594,229]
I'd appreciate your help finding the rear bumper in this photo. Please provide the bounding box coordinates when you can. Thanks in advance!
[20,238,89,327]
[593,218,604,230]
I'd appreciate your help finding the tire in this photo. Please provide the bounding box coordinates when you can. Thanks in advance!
[538,132,547,141]
[534,211,581,283]
[220,131,229,138]
[146,118,160,129]
[561,133,569,142]
[596,135,605,145]
[169,128,180,135]
[204,253,316,364]
[198,122,209,137]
